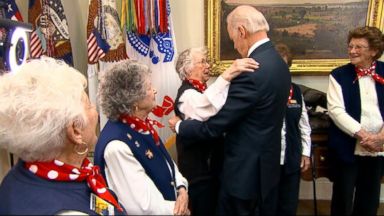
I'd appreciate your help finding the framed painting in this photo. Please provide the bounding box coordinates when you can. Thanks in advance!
[205,0,384,75]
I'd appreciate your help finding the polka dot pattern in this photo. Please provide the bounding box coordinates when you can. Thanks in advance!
[355,62,384,84]
[29,165,38,173]
[97,187,107,194]
[24,158,123,211]
[72,168,80,174]
[120,114,164,146]
[69,174,79,180]
[47,170,58,179]
[54,160,64,166]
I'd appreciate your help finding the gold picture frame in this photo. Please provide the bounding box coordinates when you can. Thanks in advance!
[205,0,384,75]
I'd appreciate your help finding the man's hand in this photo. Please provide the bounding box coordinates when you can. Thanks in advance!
[168,115,181,133]
[221,58,259,81]
[173,187,190,215]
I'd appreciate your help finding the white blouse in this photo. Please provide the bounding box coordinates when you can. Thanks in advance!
[178,76,230,121]
[103,140,188,215]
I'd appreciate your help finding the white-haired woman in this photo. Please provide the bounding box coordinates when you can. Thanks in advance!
[0,57,125,215]
[94,60,189,215]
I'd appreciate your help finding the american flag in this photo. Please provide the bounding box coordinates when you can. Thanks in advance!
[87,29,110,64]
[4,0,23,21]
[30,29,43,58]
[28,0,73,65]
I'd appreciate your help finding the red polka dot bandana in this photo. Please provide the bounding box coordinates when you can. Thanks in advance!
[120,114,164,145]
[355,61,384,84]
[186,78,207,93]
[25,158,123,211]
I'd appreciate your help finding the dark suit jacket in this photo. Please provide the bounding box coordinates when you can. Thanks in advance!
[178,41,291,200]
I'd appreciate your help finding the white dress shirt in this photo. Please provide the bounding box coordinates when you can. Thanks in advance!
[247,38,270,57]
[327,75,384,156]
[103,140,188,215]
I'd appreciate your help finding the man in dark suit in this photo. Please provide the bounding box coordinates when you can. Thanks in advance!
[169,5,291,215]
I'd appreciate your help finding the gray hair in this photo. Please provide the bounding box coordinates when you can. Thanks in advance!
[226,5,269,35]
[98,60,151,120]
[175,47,207,80]
[0,57,88,162]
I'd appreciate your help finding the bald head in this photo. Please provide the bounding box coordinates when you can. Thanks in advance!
[226,5,269,34]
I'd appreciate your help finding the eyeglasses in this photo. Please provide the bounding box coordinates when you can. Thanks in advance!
[195,59,210,65]
[347,44,369,51]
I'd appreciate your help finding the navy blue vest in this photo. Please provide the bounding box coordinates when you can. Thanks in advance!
[329,61,384,163]
[173,80,224,184]
[283,83,304,174]
[94,120,177,201]
[0,160,125,215]
[174,80,201,120]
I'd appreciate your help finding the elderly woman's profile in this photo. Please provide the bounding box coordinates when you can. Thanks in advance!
[94,60,190,215]
[0,57,126,215]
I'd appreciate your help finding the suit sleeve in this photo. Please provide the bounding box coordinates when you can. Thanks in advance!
[178,73,260,140]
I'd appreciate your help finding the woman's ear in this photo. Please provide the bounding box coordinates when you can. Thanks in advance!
[66,120,83,145]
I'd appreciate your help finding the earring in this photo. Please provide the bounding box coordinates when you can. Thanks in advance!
[74,142,89,155]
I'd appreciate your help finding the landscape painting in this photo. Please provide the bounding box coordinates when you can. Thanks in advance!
[205,0,382,74]
[220,0,369,60]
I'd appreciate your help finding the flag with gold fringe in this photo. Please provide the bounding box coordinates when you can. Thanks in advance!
[121,0,180,145]
[28,0,73,65]
[3,0,23,21]
[86,0,128,130]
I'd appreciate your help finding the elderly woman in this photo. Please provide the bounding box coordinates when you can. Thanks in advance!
[94,60,189,215]
[0,57,125,215]
[173,47,258,215]
[275,43,311,216]
[327,26,384,215]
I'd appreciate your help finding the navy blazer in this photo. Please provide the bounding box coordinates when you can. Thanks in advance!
[178,41,291,200]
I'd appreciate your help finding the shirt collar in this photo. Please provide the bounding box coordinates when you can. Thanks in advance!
[247,38,270,57]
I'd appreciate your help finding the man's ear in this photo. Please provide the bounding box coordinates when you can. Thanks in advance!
[238,25,247,38]
[66,120,83,145]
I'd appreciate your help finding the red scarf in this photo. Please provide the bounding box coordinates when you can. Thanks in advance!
[355,61,384,84]
[186,78,207,93]
[120,114,164,145]
[24,158,123,211]
[287,85,293,104]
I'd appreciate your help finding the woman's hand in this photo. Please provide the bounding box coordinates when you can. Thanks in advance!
[221,58,259,81]
[168,115,181,133]
[300,156,311,172]
[173,187,190,215]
